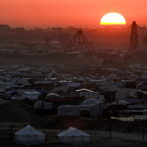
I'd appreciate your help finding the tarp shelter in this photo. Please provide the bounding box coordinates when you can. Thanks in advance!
[45,93,64,101]
[22,91,40,100]
[34,100,52,109]
[107,73,117,81]
[136,83,147,90]
[76,88,99,98]
[99,84,119,92]
[115,88,135,100]
[129,73,138,79]
[57,127,90,145]
[48,70,60,78]
[81,98,103,105]
[111,100,129,106]
[52,85,69,93]
[62,87,78,98]
[67,83,81,88]
[10,78,29,85]
[15,125,45,146]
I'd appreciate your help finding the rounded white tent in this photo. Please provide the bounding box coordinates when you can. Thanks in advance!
[15,125,45,146]
[57,127,90,145]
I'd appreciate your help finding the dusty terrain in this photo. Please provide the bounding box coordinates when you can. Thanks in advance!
[0,124,146,147]
[0,100,147,147]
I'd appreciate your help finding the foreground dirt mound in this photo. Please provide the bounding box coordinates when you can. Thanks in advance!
[0,101,40,122]
[32,115,96,129]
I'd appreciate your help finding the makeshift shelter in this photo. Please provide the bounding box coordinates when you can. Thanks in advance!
[57,127,90,145]
[81,98,103,105]
[34,100,52,109]
[48,70,60,78]
[129,73,138,79]
[115,88,135,100]
[111,100,129,106]
[67,83,81,88]
[52,85,69,93]
[10,78,29,85]
[76,88,99,98]
[45,93,64,102]
[137,83,147,90]
[15,125,45,146]
[99,84,119,92]
[22,91,40,100]
[62,87,78,99]
[107,73,117,81]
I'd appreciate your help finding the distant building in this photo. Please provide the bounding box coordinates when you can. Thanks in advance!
[15,27,25,31]
[130,21,138,51]
[102,54,128,70]
[0,25,10,31]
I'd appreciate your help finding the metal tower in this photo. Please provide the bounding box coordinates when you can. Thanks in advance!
[130,21,138,51]
[64,30,94,52]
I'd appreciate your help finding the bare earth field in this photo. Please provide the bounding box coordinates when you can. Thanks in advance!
[0,122,147,147]
[0,101,147,147]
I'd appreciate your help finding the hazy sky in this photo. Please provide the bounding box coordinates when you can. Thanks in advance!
[0,0,147,25]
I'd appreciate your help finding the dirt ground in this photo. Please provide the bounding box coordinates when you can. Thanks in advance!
[0,122,147,147]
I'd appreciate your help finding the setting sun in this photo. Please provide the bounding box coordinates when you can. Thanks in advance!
[100,13,126,25]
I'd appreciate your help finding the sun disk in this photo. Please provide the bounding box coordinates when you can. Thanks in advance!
[100,13,126,25]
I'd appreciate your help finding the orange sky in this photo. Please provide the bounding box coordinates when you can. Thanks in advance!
[0,0,147,25]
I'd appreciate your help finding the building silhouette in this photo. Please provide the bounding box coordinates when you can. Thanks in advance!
[130,21,138,51]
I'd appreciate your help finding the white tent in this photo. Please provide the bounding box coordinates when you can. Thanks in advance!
[57,127,90,145]
[76,88,99,98]
[15,125,45,146]
[45,93,64,100]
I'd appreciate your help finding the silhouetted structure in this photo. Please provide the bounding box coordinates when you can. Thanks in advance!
[64,30,94,51]
[24,40,36,50]
[130,21,138,51]
[143,36,147,50]
[0,25,10,31]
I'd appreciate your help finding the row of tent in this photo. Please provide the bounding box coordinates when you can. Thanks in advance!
[15,125,90,146]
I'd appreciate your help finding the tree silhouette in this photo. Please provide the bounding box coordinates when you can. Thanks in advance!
[143,36,147,50]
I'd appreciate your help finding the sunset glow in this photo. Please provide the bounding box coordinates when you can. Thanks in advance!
[0,0,147,25]
[100,13,126,25]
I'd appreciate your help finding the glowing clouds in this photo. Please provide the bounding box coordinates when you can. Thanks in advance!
[100,13,126,25]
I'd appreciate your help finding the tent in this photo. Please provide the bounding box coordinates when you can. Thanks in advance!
[15,125,45,146]
[81,98,103,105]
[129,73,138,79]
[107,73,117,80]
[48,70,60,78]
[115,88,135,100]
[57,127,90,145]
[136,83,147,90]
[62,87,78,98]
[45,93,64,99]
[34,100,52,109]
[52,85,69,93]
[10,78,29,85]
[99,84,119,92]
[76,88,99,98]
[111,100,129,106]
